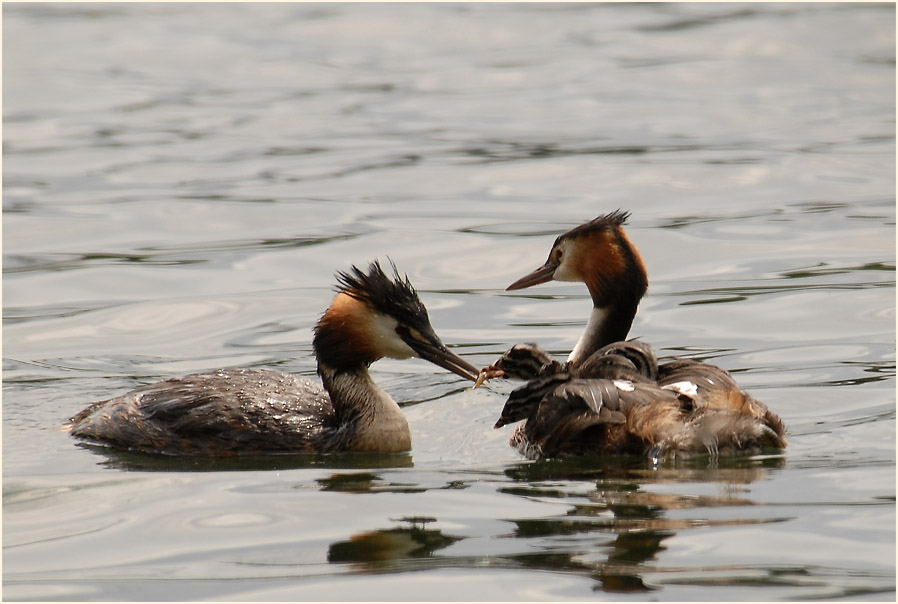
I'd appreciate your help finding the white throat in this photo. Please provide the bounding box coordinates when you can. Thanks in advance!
[567,306,608,366]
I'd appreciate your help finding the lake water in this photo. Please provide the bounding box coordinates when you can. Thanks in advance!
[3,3,895,601]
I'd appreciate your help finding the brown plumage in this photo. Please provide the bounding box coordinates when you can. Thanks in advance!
[489,212,787,459]
[67,261,479,456]
[507,211,648,364]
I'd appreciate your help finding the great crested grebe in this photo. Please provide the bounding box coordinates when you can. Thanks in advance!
[481,211,786,459]
[67,261,479,455]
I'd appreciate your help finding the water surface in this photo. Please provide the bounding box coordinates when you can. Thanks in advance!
[3,3,895,601]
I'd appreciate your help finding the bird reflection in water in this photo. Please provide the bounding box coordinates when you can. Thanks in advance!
[316,471,424,494]
[74,445,413,472]
[501,455,788,592]
[322,455,787,593]
[328,517,461,569]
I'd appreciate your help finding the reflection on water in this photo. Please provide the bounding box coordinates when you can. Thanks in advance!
[319,455,792,594]
[316,471,424,494]
[328,519,462,568]
[502,450,785,482]
[76,444,413,473]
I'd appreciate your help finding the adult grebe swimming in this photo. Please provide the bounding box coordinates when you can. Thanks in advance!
[67,261,479,455]
[480,212,786,459]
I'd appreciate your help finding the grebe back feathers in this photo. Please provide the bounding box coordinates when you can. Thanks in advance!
[490,212,786,458]
[68,260,479,456]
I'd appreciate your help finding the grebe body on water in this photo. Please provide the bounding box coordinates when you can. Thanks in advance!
[483,212,786,459]
[67,261,479,456]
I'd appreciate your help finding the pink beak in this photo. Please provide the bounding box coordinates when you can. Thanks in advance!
[506,262,559,291]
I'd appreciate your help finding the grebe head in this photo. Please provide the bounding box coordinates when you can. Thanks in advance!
[506,210,648,308]
[505,211,650,364]
[314,260,479,381]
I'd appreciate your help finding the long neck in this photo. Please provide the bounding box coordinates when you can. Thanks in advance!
[569,235,647,367]
[317,363,411,452]
[567,303,638,367]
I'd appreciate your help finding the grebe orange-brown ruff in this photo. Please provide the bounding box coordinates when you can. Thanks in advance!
[504,210,649,368]
[67,261,479,455]
[481,212,786,459]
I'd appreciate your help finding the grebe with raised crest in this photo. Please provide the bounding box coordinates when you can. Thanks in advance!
[480,212,786,459]
[68,261,479,455]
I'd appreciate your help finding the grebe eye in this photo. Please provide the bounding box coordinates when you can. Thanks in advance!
[555,250,563,262]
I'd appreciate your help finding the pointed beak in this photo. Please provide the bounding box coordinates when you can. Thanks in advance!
[506,262,559,291]
[402,329,480,382]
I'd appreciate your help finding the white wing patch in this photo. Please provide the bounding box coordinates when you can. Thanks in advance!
[662,380,698,398]
[612,380,635,392]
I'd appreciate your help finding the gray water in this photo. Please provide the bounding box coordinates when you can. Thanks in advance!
[3,3,895,601]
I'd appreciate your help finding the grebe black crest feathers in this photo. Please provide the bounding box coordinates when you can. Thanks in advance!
[68,260,478,456]
[334,260,426,328]
[486,212,787,460]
